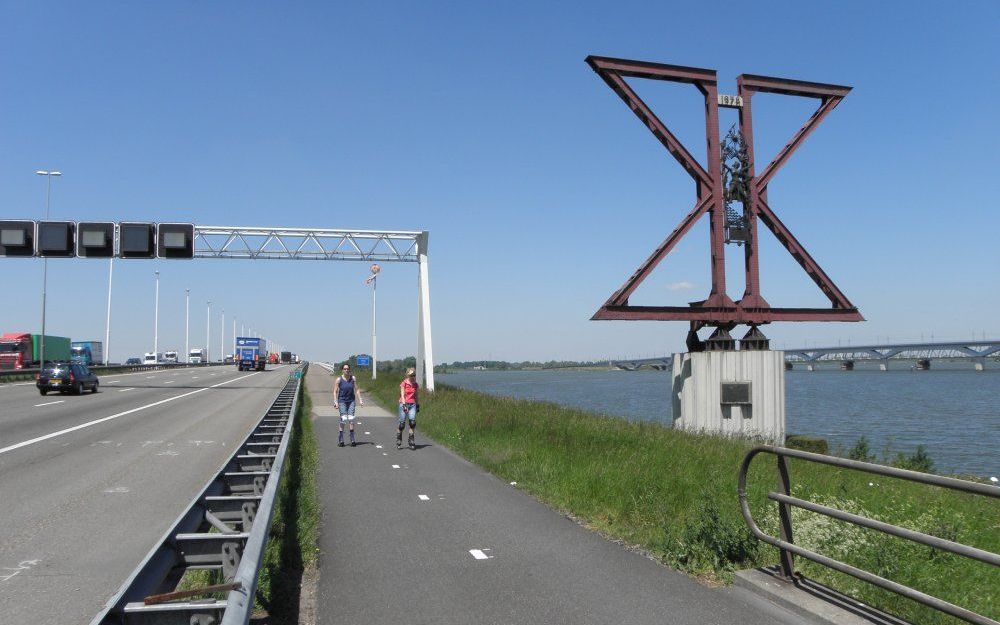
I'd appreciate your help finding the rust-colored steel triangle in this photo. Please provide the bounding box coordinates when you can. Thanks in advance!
[587,55,862,325]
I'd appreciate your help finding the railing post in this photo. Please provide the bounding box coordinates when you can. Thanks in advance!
[776,454,795,580]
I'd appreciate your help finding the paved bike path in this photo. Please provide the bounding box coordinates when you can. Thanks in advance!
[308,368,796,624]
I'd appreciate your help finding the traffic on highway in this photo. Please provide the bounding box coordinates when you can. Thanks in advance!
[0,362,294,623]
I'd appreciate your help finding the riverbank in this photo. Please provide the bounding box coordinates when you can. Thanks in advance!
[358,372,998,625]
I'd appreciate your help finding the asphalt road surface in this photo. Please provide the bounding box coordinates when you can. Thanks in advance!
[307,367,800,625]
[0,364,291,624]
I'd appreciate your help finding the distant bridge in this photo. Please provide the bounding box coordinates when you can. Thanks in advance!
[611,339,999,371]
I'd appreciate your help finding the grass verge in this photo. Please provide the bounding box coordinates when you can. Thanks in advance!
[357,370,998,625]
[253,373,321,623]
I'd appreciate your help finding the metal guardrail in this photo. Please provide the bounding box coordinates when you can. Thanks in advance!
[90,363,308,625]
[0,362,229,380]
[738,445,1000,625]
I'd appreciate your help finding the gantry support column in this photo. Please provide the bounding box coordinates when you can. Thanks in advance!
[416,231,435,391]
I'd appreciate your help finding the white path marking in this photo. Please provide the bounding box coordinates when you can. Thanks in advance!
[375,444,383,449]
[391,464,400,469]
[34,400,64,407]
[164,380,175,384]
[118,388,135,392]
[382,452,388,456]
[0,559,40,584]
[103,486,129,493]
[107,380,119,384]
[146,376,154,379]
[469,549,489,560]
[0,372,261,455]
[364,431,371,435]
[418,495,430,501]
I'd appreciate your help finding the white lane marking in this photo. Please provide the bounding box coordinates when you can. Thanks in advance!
[192,376,199,379]
[118,388,135,392]
[103,486,129,493]
[375,444,383,449]
[34,400,65,407]
[391,464,400,469]
[146,376,154,379]
[164,380,175,384]
[0,372,262,456]
[0,559,40,583]
[107,380,119,384]
[382,452,388,456]
[364,431,371,435]
[418,495,430,501]
[469,549,489,560]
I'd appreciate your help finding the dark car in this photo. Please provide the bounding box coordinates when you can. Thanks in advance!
[36,362,99,395]
[125,357,142,365]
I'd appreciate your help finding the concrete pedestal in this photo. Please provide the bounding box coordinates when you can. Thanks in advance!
[671,350,786,442]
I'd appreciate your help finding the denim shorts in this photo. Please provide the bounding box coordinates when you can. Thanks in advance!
[398,403,416,426]
[338,401,356,421]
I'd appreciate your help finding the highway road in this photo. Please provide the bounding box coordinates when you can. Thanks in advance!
[0,364,292,624]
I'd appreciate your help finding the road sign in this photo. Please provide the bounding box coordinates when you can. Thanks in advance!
[357,356,371,367]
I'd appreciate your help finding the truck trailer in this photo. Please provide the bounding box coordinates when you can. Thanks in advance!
[0,333,72,369]
[280,351,292,364]
[235,337,267,371]
[188,348,207,364]
[71,341,104,366]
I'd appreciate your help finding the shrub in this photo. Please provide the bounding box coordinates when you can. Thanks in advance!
[786,435,829,455]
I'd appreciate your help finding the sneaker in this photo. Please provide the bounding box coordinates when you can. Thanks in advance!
[338,441,345,447]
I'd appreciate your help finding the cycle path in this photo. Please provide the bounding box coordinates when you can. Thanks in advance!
[307,367,796,624]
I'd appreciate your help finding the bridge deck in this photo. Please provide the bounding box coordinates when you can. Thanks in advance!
[305,367,798,624]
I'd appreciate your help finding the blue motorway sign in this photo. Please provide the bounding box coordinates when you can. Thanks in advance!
[356,356,371,367]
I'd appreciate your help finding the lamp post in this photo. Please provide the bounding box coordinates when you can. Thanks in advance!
[35,170,61,367]
[366,264,380,379]
[105,254,114,364]
[206,300,212,363]
[185,289,190,363]
[232,316,237,361]
[220,308,224,364]
[154,271,160,357]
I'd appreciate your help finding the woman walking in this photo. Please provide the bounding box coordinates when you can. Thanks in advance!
[334,363,363,447]
[397,367,419,449]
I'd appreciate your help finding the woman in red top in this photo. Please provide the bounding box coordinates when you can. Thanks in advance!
[397,367,419,449]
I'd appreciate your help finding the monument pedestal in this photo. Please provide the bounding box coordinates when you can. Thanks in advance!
[671,350,786,442]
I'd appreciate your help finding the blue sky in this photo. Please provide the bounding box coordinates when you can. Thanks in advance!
[1,1,997,363]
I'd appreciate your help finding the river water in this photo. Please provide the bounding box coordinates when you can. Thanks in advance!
[438,364,999,477]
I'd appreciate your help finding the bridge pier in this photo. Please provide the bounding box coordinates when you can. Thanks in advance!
[879,359,889,371]
[916,358,931,370]
[840,360,854,371]
[806,364,816,372]
[973,357,986,371]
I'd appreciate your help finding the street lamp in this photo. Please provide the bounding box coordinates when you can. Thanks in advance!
[185,289,190,363]
[365,263,380,379]
[206,300,212,363]
[153,270,160,357]
[35,170,61,367]
[220,308,224,364]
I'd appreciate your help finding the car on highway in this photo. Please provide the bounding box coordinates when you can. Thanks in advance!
[125,357,142,365]
[36,361,99,395]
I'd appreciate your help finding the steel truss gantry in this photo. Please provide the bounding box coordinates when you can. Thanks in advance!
[190,226,434,390]
[193,226,422,262]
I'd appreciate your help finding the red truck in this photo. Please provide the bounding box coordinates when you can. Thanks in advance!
[0,333,73,369]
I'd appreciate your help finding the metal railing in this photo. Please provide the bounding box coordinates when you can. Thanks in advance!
[738,445,1000,625]
[0,361,228,380]
[90,363,308,625]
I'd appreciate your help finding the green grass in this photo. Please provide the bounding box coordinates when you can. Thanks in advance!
[357,370,999,625]
[253,374,321,623]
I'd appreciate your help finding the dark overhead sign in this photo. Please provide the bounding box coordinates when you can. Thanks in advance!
[157,223,194,259]
[0,221,37,257]
[119,222,156,259]
[37,221,77,257]
[77,222,116,258]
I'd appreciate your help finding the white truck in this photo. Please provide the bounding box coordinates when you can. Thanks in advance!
[143,352,162,365]
[163,351,179,363]
[188,348,207,364]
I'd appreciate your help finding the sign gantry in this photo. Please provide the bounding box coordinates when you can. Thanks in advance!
[586,56,862,347]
